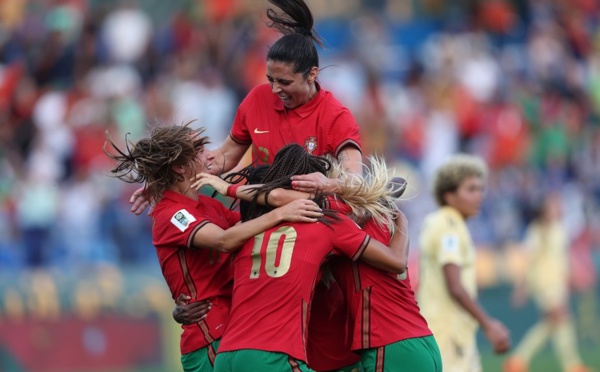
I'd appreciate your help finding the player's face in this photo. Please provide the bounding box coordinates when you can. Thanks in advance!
[447,176,485,219]
[266,60,318,109]
[192,143,216,175]
[543,194,562,221]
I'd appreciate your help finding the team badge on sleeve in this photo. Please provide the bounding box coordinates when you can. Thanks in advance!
[171,209,197,232]
[441,234,459,253]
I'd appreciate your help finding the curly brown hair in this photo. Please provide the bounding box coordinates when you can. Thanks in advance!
[433,154,487,206]
[104,123,210,202]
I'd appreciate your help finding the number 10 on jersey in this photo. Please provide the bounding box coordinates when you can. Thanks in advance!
[250,226,297,279]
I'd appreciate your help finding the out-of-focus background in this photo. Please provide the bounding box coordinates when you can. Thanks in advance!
[0,0,599,371]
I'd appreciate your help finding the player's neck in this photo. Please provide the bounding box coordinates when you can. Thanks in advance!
[170,182,198,201]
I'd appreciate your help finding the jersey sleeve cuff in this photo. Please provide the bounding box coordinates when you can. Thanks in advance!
[335,140,362,157]
[351,234,371,261]
[229,133,252,146]
[186,220,211,248]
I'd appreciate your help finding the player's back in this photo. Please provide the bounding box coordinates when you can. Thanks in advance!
[333,219,432,350]
[218,216,369,362]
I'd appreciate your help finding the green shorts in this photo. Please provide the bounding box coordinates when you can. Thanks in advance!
[358,335,442,372]
[214,349,314,372]
[181,339,221,372]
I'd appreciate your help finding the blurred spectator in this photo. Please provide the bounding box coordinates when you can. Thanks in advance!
[0,0,596,280]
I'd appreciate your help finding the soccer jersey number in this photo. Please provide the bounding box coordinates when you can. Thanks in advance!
[250,226,297,279]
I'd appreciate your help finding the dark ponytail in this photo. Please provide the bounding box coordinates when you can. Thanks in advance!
[266,0,323,76]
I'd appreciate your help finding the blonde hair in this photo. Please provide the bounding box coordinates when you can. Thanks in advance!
[432,154,487,206]
[328,156,404,234]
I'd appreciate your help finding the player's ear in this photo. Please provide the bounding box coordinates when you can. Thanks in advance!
[306,67,318,84]
[172,164,186,175]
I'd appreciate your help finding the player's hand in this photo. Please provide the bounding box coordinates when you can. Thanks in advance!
[129,186,155,216]
[172,294,212,325]
[291,172,336,194]
[483,318,511,354]
[276,199,323,223]
[191,173,229,195]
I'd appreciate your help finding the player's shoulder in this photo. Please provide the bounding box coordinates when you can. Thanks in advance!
[440,206,464,223]
[247,84,273,99]
[425,207,464,232]
[319,88,344,107]
[153,196,183,219]
[153,193,202,222]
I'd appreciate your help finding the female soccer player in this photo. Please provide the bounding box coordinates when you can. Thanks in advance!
[128,0,364,215]
[196,144,408,371]
[200,156,442,372]
[504,193,591,372]
[212,0,363,184]
[104,125,322,372]
[417,154,510,372]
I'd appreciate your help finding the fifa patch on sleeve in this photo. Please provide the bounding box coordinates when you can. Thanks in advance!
[441,234,459,254]
[170,209,197,232]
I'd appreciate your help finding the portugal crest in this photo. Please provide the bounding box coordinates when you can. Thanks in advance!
[304,136,317,154]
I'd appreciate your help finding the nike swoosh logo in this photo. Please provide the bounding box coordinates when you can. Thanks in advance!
[254,128,270,134]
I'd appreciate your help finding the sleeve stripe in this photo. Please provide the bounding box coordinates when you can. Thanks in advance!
[187,220,211,249]
[335,140,362,157]
[229,132,252,145]
[352,234,371,261]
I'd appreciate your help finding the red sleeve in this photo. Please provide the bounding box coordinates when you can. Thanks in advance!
[152,203,211,250]
[331,214,370,261]
[328,108,362,156]
[229,89,255,145]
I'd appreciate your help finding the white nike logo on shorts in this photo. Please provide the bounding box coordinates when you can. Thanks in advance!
[254,128,270,134]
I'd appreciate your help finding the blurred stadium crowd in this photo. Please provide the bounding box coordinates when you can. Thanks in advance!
[0,0,599,285]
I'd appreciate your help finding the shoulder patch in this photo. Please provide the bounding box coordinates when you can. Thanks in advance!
[170,209,197,232]
[441,234,459,254]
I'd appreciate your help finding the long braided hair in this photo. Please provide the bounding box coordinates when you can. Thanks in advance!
[104,123,210,202]
[229,144,338,224]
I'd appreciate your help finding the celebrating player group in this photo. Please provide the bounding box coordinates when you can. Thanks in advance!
[104,0,526,371]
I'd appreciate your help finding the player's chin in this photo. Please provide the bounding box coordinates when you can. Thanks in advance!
[205,165,218,176]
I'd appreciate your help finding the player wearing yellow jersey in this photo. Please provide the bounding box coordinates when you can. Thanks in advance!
[504,193,591,372]
[417,154,510,372]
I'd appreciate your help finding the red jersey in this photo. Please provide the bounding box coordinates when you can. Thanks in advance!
[307,278,361,371]
[332,219,432,350]
[151,191,240,354]
[217,216,371,362]
[230,83,362,164]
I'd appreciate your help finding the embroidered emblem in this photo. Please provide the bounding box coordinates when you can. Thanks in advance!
[304,136,317,154]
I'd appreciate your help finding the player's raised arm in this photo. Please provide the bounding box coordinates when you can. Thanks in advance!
[212,135,251,175]
[191,199,322,253]
[191,172,311,207]
[357,211,409,274]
